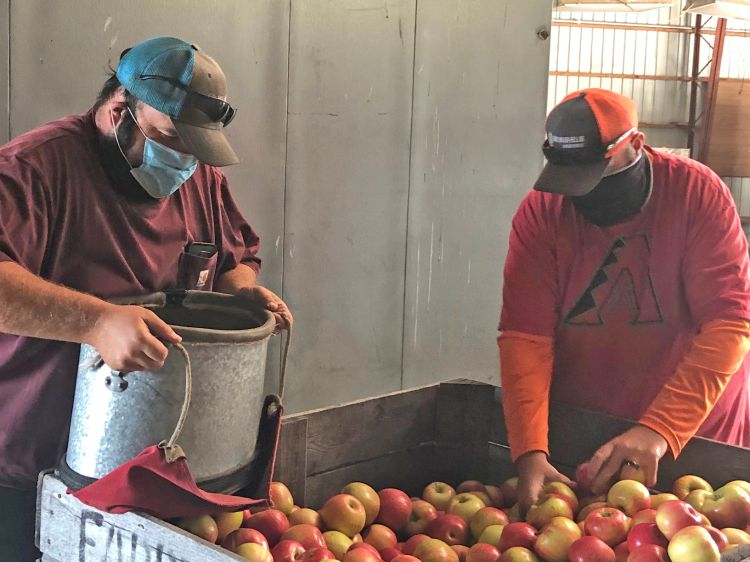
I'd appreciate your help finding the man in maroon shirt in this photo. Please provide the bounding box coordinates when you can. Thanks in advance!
[0,37,291,560]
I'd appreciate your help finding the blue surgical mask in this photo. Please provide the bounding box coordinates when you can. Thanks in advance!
[111,105,198,198]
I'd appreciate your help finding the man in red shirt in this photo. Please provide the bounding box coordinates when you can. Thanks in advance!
[0,37,291,559]
[499,88,750,513]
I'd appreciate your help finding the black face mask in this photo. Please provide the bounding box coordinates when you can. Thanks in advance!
[570,152,651,227]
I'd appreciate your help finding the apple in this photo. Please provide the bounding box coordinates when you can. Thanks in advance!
[485,485,504,508]
[626,523,668,551]
[413,538,460,562]
[469,491,493,507]
[672,475,713,500]
[526,495,574,528]
[506,504,523,523]
[458,480,487,494]
[402,534,429,555]
[214,511,245,543]
[655,499,705,539]
[499,522,536,551]
[607,480,651,517]
[576,462,594,495]
[283,524,327,550]
[245,509,290,546]
[648,494,678,509]
[392,556,421,562]
[667,525,720,562]
[685,489,713,511]
[619,464,647,486]
[470,507,509,539]
[578,502,609,523]
[448,493,486,523]
[324,530,354,559]
[613,542,628,562]
[381,548,403,562]
[725,480,750,495]
[568,536,616,562]
[352,534,363,544]
[704,527,728,553]
[404,499,439,537]
[425,514,469,546]
[223,528,271,553]
[343,547,382,562]
[320,494,367,538]
[626,544,669,562]
[271,482,295,515]
[501,477,520,508]
[343,482,381,527]
[243,509,253,525]
[477,524,505,547]
[542,482,580,514]
[423,482,457,512]
[236,542,275,562]
[584,507,629,547]
[700,484,750,529]
[273,541,308,562]
[290,508,324,529]
[303,548,338,562]
[466,543,501,562]
[176,514,219,543]
[349,543,381,557]
[631,509,657,527]
[378,489,413,531]
[533,516,582,562]
[722,527,750,545]
[580,495,608,511]
[452,545,470,562]
[364,524,398,551]
[499,547,540,562]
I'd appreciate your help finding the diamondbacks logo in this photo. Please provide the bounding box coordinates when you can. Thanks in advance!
[563,234,663,326]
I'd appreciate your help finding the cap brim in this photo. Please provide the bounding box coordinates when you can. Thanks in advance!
[173,120,240,167]
[533,158,609,197]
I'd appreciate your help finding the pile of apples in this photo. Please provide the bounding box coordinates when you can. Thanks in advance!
[174,475,750,562]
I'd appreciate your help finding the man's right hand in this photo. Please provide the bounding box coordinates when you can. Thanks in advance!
[86,304,182,372]
[515,450,576,516]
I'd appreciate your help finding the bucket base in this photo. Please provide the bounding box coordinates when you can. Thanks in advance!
[57,450,259,495]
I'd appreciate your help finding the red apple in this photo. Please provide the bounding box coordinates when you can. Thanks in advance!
[343,482,381,527]
[578,502,609,523]
[533,516,582,562]
[349,543,381,558]
[378,489,412,531]
[413,538,460,562]
[425,514,469,546]
[290,508,324,529]
[499,522,536,551]
[470,507,509,540]
[324,530,354,559]
[271,482,295,515]
[672,475,713,500]
[452,545,469,562]
[631,509,657,527]
[485,485,504,508]
[381,548,403,562]
[177,514,219,543]
[343,547,382,562]
[423,482,457,512]
[404,499,439,537]
[626,523,668,551]
[667,525,720,562]
[526,495,574,529]
[283,524,327,550]
[243,509,253,525]
[246,509,290,546]
[302,548,338,562]
[626,544,669,562]
[584,507,629,547]
[402,534,429,555]
[568,536,616,562]
[501,478,520,508]
[320,494,367,538]
[705,527,728,553]
[237,542,274,562]
[466,543,501,562]
[499,547,539,562]
[701,484,750,529]
[448,493,486,523]
[272,540,307,562]
[223,527,270,553]
[655,500,703,540]
[364,524,398,551]
[607,480,651,517]
[613,542,628,562]
[458,480,487,494]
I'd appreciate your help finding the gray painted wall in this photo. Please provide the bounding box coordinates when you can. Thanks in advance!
[1,0,552,412]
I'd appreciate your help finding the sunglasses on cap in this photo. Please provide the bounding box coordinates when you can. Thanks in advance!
[542,127,637,166]
[139,74,237,127]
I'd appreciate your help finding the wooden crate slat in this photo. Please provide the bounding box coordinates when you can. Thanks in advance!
[275,417,308,507]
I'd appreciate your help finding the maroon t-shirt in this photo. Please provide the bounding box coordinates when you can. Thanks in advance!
[0,111,261,489]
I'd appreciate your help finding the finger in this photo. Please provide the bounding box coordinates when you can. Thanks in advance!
[588,442,613,480]
[552,470,576,488]
[138,330,170,366]
[138,349,166,371]
[592,450,627,495]
[142,311,182,344]
[267,301,280,311]
[643,457,658,488]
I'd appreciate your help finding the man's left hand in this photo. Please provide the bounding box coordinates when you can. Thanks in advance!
[587,425,668,494]
[239,286,293,333]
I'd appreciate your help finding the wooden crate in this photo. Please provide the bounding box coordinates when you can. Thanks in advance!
[37,379,750,561]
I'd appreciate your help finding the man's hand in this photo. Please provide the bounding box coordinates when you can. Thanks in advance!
[239,286,293,333]
[516,451,576,515]
[86,304,182,372]
[587,425,668,495]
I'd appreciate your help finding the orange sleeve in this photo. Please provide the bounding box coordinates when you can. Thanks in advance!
[498,330,554,462]
[639,318,750,458]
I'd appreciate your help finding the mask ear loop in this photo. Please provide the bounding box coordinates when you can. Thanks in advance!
[109,102,135,169]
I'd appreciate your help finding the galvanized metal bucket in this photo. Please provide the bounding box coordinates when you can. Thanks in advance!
[61,290,277,493]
